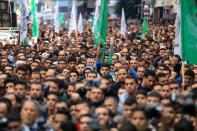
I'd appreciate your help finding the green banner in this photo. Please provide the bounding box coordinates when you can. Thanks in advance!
[141,19,149,39]
[94,0,109,47]
[31,0,39,37]
[181,0,197,64]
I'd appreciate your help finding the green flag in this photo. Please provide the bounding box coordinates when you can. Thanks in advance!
[59,13,65,27]
[141,19,149,38]
[31,0,39,37]
[94,0,109,47]
[181,0,197,64]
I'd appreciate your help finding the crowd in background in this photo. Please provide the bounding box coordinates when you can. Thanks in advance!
[0,18,196,131]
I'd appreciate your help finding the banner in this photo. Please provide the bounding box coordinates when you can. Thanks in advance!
[174,0,181,56]
[141,0,154,19]
[68,0,77,37]
[31,0,39,37]
[54,1,60,33]
[94,0,108,47]
[78,13,83,33]
[141,19,149,39]
[181,0,197,64]
[92,0,101,32]
[155,0,164,7]
[18,0,30,43]
[120,8,127,37]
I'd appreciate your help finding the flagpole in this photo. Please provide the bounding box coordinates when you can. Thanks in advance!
[181,61,185,88]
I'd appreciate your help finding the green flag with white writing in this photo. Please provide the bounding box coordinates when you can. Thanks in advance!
[141,19,149,39]
[181,0,197,64]
[94,0,108,47]
[31,0,39,37]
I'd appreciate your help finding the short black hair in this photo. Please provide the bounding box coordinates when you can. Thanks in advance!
[147,91,162,100]
[100,63,110,69]
[144,70,156,78]
[124,97,137,106]
[14,80,28,89]
[185,70,195,78]
[7,109,21,122]
[174,118,194,131]
[125,76,138,84]
[16,65,28,73]
[119,123,137,131]
[56,108,72,121]
[67,56,76,63]
[0,97,11,113]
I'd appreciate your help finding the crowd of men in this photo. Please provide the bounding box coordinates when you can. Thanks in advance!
[0,17,196,131]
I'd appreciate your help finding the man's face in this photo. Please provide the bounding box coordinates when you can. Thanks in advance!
[99,79,111,91]
[47,94,58,111]
[58,61,66,70]
[5,82,15,94]
[170,83,180,93]
[55,102,68,113]
[80,116,92,131]
[159,76,169,84]
[4,94,18,109]
[0,102,7,118]
[131,111,147,130]
[124,78,137,94]
[193,65,197,76]
[30,84,43,99]
[1,58,8,66]
[100,67,110,76]
[135,94,147,106]
[112,55,118,64]
[75,103,90,118]
[45,70,55,80]
[8,121,21,131]
[26,58,33,65]
[14,84,26,99]
[40,70,46,80]
[95,107,111,127]
[117,69,128,82]
[69,72,78,82]
[16,70,26,80]
[76,64,85,75]
[30,73,41,83]
[114,63,123,71]
[161,85,170,98]
[147,96,160,106]
[144,76,156,89]
[44,60,52,69]
[104,98,117,114]
[20,101,39,125]
[137,67,145,79]
[121,48,129,57]
[153,85,162,94]
[90,88,104,103]
[184,75,194,85]
[44,81,59,93]
[87,72,97,81]
[86,58,94,67]
[123,104,136,121]
[118,88,127,97]
[30,51,36,58]
[68,61,76,70]
[162,106,176,125]
[58,51,66,60]
[130,59,138,69]
[31,62,40,70]
[52,114,68,130]
[0,74,7,87]
[4,66,13,74]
